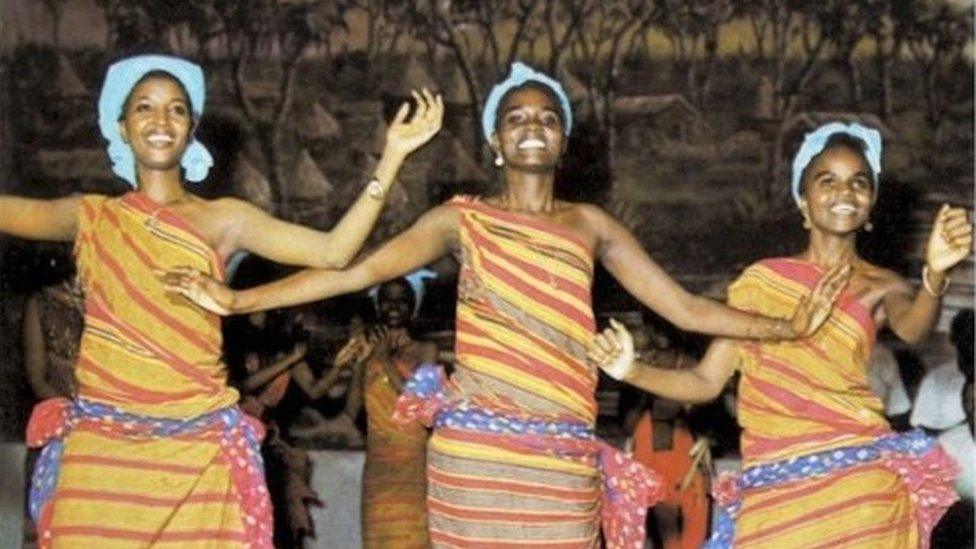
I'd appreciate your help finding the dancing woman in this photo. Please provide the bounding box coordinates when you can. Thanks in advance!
[357,277,438,548]
[592,123,972,548]
[2,53,441,547]
[163,62,843,548]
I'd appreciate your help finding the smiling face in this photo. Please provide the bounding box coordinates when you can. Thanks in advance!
[799,143,875,235]
[117,73,194,177]
[490,84,566,173]
[377,280,415,329]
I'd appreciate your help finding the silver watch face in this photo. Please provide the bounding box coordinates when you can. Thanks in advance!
[367,179,384,198]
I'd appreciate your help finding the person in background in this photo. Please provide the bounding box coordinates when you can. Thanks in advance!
[357,276,438,548]
[867,338,913,430]
[913,309,974,548]
[622,317,709,549]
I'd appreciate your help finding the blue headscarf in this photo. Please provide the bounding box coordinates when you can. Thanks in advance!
[481,61,573,142]
[97,54,213,187]
[791,122,882,206]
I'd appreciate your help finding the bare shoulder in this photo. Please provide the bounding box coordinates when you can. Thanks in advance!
[857,260,912,296]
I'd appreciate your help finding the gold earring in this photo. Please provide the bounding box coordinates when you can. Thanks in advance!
[494,155,504,167]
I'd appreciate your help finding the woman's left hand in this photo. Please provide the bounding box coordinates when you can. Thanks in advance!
[588,319,636,381]
[383,88,444,159]
[926,204,973,274]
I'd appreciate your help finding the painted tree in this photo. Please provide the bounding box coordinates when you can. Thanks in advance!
[394,0,545,162]
[355,0,410,64]
[738,0,830,202]
[655,0,733,111]
[816,0,870,108]
[903,0,971,130]
[213,0,352,215]
[41,0,69,48]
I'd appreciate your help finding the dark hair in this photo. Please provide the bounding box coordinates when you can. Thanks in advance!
[118,70,194,121]
[798,133,876,197]
[951,308,974,356]
[494,81,566,133]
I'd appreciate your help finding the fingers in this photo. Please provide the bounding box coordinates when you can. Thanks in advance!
[156,266,199,294]
[587,329,617,364]
[410,89,425,120]
[391,102,410,126]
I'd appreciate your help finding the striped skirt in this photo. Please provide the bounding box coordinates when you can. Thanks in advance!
[394,364,662,549]
[707,430,958,549]
[27,398,272,548]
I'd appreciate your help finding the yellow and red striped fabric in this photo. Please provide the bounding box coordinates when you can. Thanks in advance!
[424,197,602,548]
[728,258,931,548]
[361,358,429,548]
[38,193,263,548]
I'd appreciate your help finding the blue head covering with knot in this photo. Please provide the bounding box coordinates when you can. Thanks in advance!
[791,122,883,206]
[481,61,573,142]
[97,54,213,187]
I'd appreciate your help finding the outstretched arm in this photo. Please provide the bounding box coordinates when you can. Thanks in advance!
[589,319,738,403]
[884,205,972,344]
[218,90,444,269]
[0,195,81,242]
[163,203,458,314]
[588,207,849,339]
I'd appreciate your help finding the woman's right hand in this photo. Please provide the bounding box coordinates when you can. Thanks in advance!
[788,262,851,338]
[159,266,235,315]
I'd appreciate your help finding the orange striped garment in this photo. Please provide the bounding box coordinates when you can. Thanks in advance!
[361,357,429,548]
[28,193,271,548]
[396,197,658,548]
[722,258,956,548]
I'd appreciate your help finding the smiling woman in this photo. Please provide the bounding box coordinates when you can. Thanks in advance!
[591,122,972,548]
[162,61,851,549]
[0,52,443,548]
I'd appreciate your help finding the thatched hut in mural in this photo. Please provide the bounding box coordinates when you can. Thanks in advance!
[612,93,702,142]
[293,102,342,142]
[232,153,273,212]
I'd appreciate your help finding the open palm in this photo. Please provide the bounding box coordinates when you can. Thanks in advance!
[384,88,444,158]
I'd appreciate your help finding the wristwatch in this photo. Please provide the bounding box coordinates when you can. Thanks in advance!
[366,178,385,200]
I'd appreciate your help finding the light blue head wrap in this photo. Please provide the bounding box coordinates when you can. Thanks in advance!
[481,61,573,142]
[791,122,882,206]
[369,268,438,318]
[97,54,213,187]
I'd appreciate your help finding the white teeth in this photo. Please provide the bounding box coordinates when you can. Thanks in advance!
[146,134,174,145]
[830,204,857,214]
[518,138,546,150]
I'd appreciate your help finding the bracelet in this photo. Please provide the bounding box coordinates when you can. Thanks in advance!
[366,178,385,200]
[922,264,950,297]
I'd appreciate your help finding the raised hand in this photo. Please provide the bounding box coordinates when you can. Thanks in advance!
[587,318,636,381]
[789,262,851,337]
[383,88,444,159]
[334,334,370,367]
[926,204,973,274]
[158,266,234,315]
